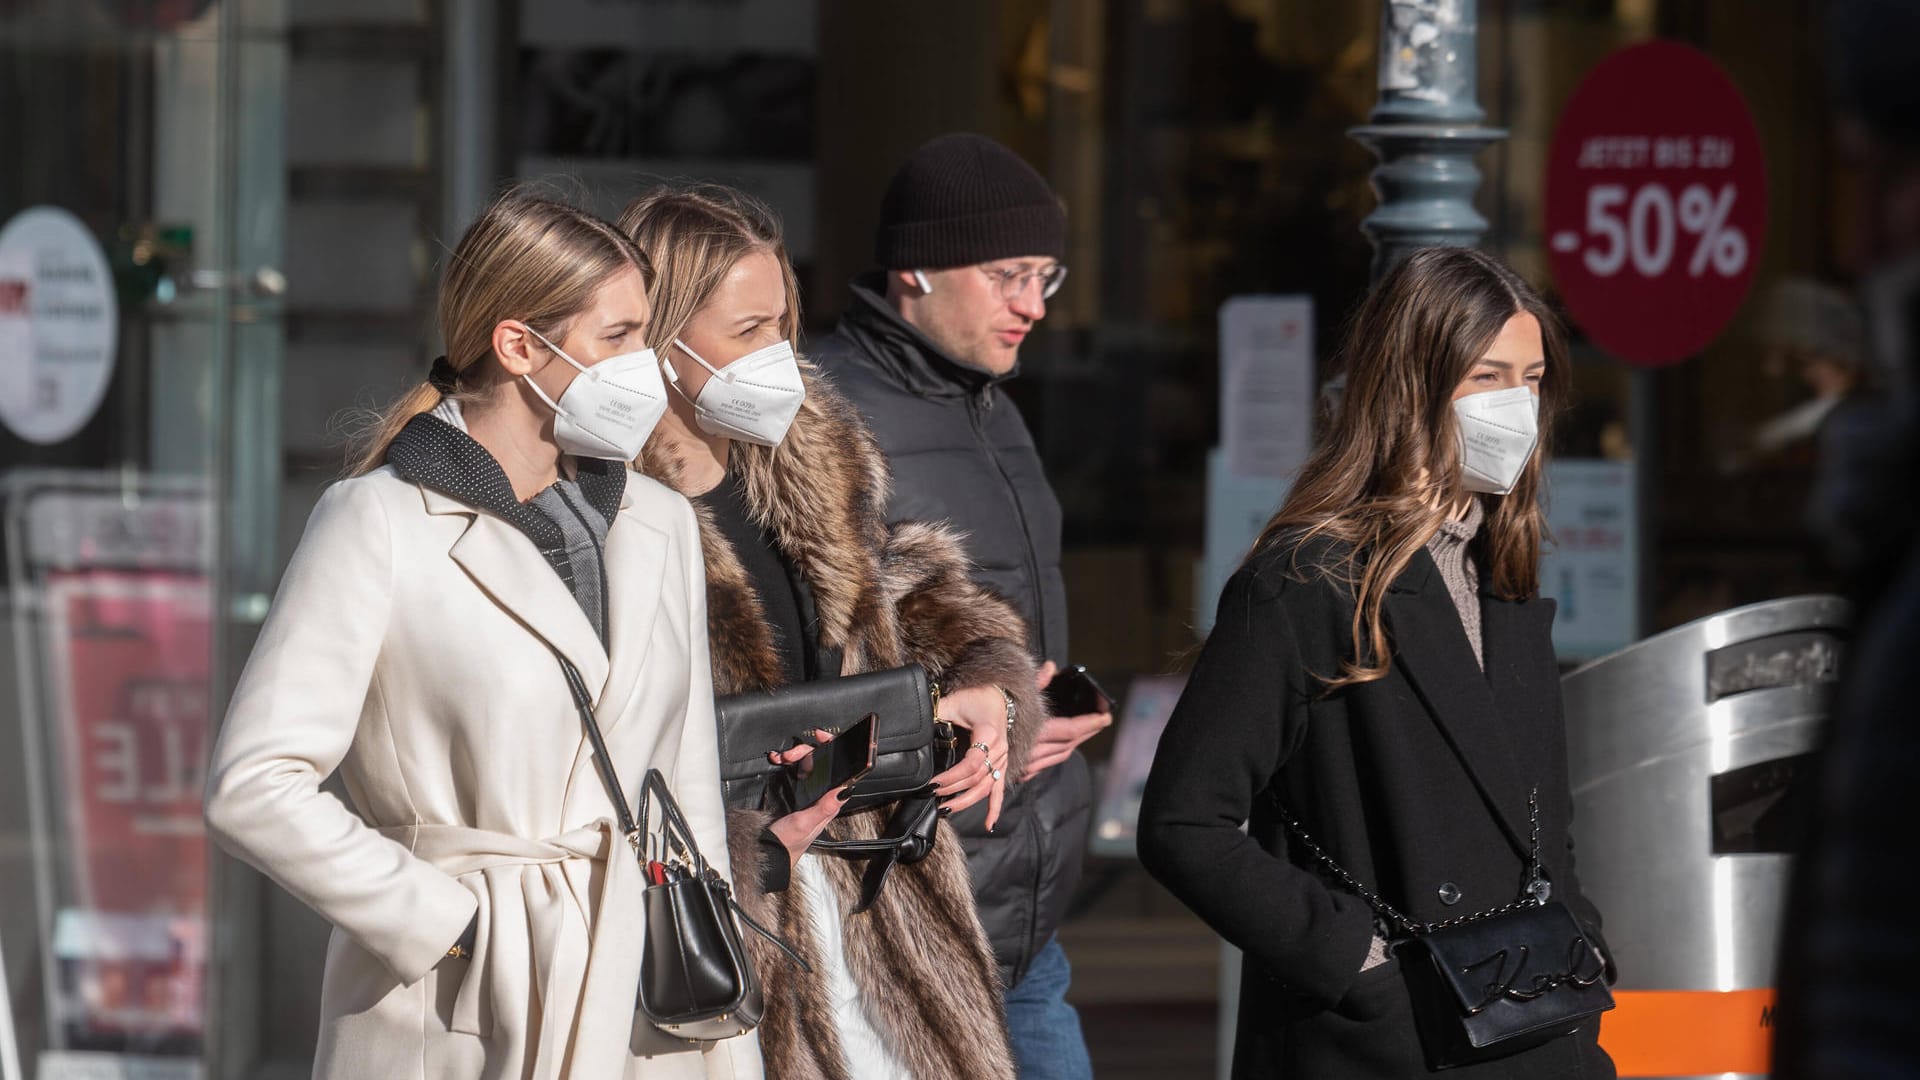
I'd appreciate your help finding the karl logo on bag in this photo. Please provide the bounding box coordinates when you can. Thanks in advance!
[1461,933,1610,1010]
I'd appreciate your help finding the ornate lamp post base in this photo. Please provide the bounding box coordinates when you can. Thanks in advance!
[1352,0,1507,280]
[1350,123,1508,281]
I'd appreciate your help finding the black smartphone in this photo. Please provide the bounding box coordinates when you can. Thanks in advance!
[786,712,880,808]
[1044,664,1114,717]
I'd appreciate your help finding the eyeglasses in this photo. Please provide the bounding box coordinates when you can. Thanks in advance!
[978,262,1069,301]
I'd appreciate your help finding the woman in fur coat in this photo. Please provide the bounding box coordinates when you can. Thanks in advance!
[619,183,1045,1080]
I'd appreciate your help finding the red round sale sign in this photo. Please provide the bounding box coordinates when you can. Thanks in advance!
[1544,41,1767,367]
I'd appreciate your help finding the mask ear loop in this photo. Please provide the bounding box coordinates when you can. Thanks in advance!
[522,324,590,375]
[515,323,587,417]
[660,344,705,408]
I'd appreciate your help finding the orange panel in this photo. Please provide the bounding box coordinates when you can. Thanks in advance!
[1598,989,1776,1076]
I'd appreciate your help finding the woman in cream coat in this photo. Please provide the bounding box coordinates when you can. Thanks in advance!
[204,192,760,1079]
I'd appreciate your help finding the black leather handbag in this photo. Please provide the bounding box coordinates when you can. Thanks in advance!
[716,663,964,912]
[715,663,958,813]
[1276,786,1614,1070]
[1397,899,1612,1067]
[554,654,804,1042]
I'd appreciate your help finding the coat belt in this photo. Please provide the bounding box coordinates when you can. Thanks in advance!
[378,819,645,1079]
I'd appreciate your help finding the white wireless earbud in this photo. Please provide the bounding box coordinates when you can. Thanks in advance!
[913,270,933,295]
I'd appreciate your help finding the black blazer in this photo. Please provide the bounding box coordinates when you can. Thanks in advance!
[1138,535,1615,1080]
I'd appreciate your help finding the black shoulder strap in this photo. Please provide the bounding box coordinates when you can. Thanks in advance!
[554,647,810,970]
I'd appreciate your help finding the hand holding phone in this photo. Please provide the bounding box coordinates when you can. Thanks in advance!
[1044,664,1113,718]
[785,712,879,809]
[1027,662,1117,783]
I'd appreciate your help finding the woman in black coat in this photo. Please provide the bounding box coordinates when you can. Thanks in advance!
[1138,248,1616,1079]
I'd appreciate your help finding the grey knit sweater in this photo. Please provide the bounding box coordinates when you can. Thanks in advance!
[1426,497,1486,670]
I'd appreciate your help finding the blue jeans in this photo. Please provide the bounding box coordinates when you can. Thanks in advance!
[1004,936,1093,1079]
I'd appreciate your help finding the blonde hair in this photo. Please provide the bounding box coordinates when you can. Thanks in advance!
[616,183,801,359]
[348,188,648,475]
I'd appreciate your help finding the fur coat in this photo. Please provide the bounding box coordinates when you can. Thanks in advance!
[636,366,1045,1080]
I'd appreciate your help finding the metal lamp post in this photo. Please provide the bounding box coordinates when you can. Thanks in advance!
[1351,0,1507,280]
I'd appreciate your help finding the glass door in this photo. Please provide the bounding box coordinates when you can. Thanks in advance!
[0,2,286,1078]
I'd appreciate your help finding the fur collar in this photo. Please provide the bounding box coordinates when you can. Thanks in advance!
[638,365,1039,1080]
[638,363,902,688]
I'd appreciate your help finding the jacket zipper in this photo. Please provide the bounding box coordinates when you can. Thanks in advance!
[1018,793,1045,986]
[968,390,1049,659]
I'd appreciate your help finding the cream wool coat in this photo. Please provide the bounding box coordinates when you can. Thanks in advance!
[205,462,761,1079]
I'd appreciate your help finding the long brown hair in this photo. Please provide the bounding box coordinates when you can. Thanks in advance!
[347,187,647,475]
[1250,246,1570,689]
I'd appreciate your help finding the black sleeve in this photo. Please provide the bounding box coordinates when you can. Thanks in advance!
[1136,566,1378,1009]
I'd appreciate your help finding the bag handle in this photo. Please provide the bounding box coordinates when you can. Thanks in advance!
[553,649,809,971]
[809,795,941,914]
[1270,785,1545,937]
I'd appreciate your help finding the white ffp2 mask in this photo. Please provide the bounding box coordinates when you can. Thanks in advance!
[664,338,806,447]
[521,326,668,461]
[1453,385,1540,495]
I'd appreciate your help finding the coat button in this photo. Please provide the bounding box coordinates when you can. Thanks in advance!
[1437,881,1463,906]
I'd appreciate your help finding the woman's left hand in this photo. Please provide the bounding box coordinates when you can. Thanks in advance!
[929,685,1010,831]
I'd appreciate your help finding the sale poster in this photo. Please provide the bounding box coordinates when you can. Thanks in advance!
[1544,41,1767,366]
[41,570,211,1046]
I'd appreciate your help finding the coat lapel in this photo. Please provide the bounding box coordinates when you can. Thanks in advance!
[427,487,611,702]
[1480,583,1561,817]
[1383,549,1535,851]
[589,485,669,737]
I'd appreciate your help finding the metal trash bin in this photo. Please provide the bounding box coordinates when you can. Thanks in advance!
[1562,595,1845,1079]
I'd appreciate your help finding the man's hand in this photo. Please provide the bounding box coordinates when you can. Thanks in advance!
[1024,660,1113,781]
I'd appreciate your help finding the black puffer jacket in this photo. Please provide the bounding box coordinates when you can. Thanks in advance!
[812,273,1093,989]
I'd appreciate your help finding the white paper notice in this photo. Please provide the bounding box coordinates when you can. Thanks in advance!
[0,250,31,420]
[1539,458,1640,659]
[1219,296,1314,480]
[1196,448,1291,635]
[0,207,119,446]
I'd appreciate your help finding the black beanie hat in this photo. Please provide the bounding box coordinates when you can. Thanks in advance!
[875,133,1066,269]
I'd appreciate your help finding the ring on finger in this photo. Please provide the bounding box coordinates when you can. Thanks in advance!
[970,741,991,758]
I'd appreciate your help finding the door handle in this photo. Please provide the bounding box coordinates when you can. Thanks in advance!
[184,267,287,297]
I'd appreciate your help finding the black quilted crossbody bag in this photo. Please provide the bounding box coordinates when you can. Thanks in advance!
[1273,786,1614,1070]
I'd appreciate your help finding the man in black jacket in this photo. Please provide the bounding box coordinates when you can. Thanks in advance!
[813,133,1104,1078]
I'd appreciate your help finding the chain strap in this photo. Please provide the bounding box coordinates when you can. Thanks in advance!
[1272,786,1546,936]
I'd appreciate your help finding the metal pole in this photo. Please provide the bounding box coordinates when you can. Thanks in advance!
[1350,0,1508,280]
[0,927,18,1080]
[443,1,500,245]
